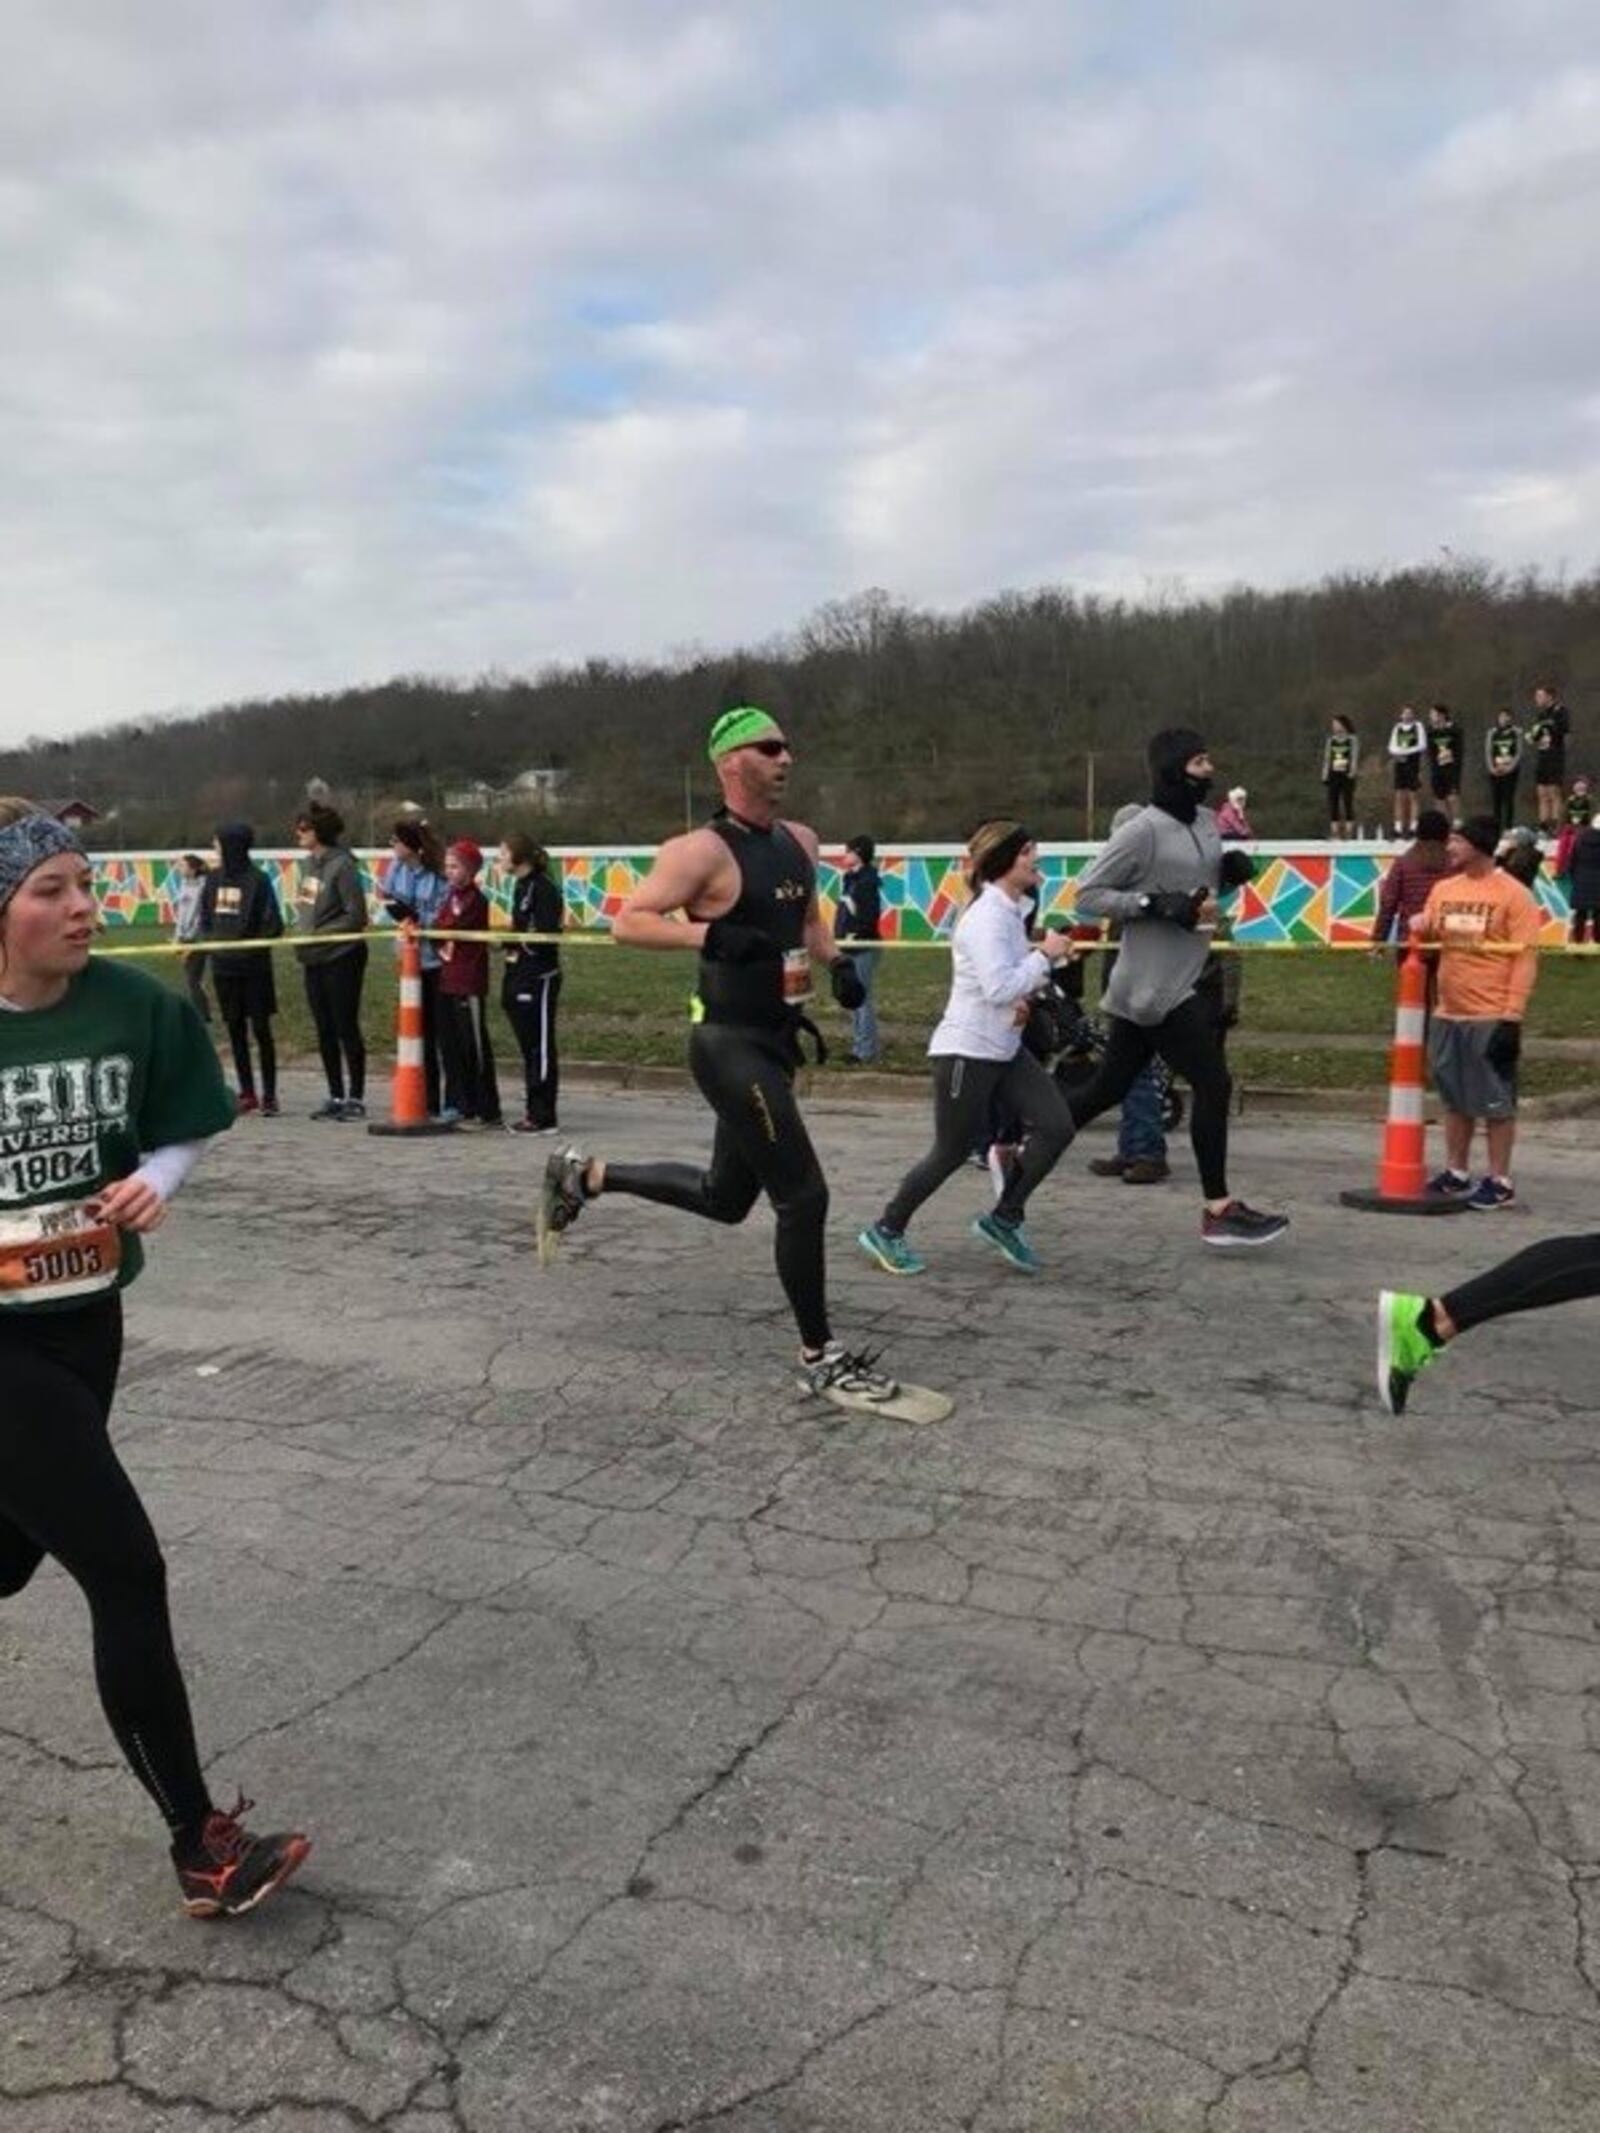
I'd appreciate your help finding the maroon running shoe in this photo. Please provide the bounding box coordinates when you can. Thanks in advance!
[173,1795,311,1919]
[235,1091,260,1116]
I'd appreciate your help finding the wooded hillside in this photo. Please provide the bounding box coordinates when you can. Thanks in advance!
[6,562,1594,846]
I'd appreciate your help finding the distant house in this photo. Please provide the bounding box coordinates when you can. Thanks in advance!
[442,768,570,813]
[47,798,102,829]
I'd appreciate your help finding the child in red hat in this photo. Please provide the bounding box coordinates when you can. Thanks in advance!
[436,840,502,1128]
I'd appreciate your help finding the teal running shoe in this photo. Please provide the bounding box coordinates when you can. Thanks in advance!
[857,1224,926,1276]
[972,1212,1041,1274]
[1377,1289,1436,1416]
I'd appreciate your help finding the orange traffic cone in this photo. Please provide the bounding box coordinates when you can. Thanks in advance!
[1339,949,1465,1215]
[368,927,454,1137]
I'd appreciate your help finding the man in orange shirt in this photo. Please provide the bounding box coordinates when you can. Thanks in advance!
[1411,814,1544,1210]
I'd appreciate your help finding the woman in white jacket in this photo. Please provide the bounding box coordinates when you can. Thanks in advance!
[1387,705,1428,839]
[857,821,1077,1276]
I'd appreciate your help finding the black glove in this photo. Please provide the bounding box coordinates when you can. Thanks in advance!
[1486,1019,1521,1072]
[830,957,867,1010]
[702,919,779,965]
[1218,849,1256,890]
[1139,889,1204,927]
[384,897,419,924]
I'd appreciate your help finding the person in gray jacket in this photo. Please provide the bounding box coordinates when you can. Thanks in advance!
[291,803,369,1119]
[1067,728,1288,1248]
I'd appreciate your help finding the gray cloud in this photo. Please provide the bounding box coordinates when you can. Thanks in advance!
[3,1,1599,740]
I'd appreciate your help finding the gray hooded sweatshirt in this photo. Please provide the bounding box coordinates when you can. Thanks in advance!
[1074,803,1222,1026]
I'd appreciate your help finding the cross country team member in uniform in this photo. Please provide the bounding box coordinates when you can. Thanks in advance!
[1387,705,1427,839]
[382,819,449,1120]
[1425,702,1463,818]
[857,822,1076,1276]
[501,835,564,1134]
[292,804,369,1120]
[538,707,921,1415]
[1063,729,1289,1248]
[1485,708,1522,834]
[1321,715,1360,839]
[435,839,502,1129]
[0,801,309,1916]
[1378,1234,1600,1415]
[1527,683,1572,837]
[200,822,284,1115]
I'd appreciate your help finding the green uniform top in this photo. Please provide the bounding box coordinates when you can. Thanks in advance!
[0,960,234,1303]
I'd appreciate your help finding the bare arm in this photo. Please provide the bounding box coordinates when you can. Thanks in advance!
[613,830,734,950]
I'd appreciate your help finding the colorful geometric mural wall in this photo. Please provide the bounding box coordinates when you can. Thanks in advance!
[88,845,1580,945]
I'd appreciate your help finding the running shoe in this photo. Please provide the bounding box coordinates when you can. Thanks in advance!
[341,1099,367,1122]
[1467,1176,1516,1212]
[797,1343,901,1407]
[1201,1201,1290,1248]
[857,1223,926,1276]
[987,1144,1019,1203]
[260,1097,280,1118]
[972,1211,1041,1273]
[537,1146,592,1264]
[173,1795,311,1920]
[1377,1289,1436,1417]
[309,1098,344,1121]
[235,1091,259,1116]
[1425,1168,1472,1198]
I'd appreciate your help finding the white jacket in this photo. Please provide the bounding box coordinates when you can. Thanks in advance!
[928,883,1050,1062]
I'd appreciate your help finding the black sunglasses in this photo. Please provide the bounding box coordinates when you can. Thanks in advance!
[748,738,792,758]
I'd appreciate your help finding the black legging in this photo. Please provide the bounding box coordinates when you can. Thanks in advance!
[1063,992,1232,1200]
[603,1021,830,1351]
[214,972,276,1103]
[1490,774,1519,833]
[302,944,368,1101]
[881,1050,1073,1234]
[0,1296,211,1837]
[1444,1233,1600,1337]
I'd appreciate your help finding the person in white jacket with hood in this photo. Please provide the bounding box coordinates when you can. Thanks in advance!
[857,821,1077,1276]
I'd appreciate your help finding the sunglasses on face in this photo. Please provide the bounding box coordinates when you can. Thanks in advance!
[748,739,792,758]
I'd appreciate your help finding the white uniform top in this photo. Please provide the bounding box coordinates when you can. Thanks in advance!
[927,883,1050,1063]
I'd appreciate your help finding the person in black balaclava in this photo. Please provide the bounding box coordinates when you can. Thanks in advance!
[1063,729,1289,1248]
[200,824,284,1115]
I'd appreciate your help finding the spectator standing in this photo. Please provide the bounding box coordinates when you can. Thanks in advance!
[501,835,564,1134]
[1485,708,1523,832]
[1372,809,1454,951]
[1387,705,1427,838]
[1553,778,1593,887]
[201,823,283,1115]
[382,819,448,1120]
[292,803,369,1121]
[172,855,212,1025]
[1497,826,1544,890]
[1526,683,1572,837]
[833,835,883,1064]
[1412,815,1543,1211]
[436,839,502,1129]
[1565,813,1600,944]
[1425,702,1464,816]
[1215,787,1253,840]
[1321,716,1360,839]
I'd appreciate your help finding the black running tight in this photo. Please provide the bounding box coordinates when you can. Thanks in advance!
[0,1297,212,1836]
[880,1050,1073,1233]
[603,1021,831,1351]
[1063,994,1232,1201]
[302,945,368,1102]
[1443,1232,1600,1337]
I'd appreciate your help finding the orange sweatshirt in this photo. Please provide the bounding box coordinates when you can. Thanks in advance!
[1418,866,1543,1019]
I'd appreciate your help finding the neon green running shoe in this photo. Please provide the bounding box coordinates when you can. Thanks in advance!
[1377,1289,1436,1416]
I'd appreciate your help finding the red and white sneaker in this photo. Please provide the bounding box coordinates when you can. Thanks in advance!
[173,1795,311,1919]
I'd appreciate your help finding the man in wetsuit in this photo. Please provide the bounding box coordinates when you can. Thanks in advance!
[537,706,907,1409]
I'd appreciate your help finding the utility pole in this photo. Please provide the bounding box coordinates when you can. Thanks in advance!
[1084,752,1097,840]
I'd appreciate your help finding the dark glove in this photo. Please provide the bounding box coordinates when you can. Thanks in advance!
[830,957,866,1010]
[1218,849,1256,890]
[1140,889,1204,927]
[384,897,419,924]
[1486,1019,1522,1072]
[702,919,779,965]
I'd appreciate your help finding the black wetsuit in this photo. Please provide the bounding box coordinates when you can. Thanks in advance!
[603,814,832,1351]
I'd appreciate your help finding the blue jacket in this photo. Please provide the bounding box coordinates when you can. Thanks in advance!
[384,858,448,971]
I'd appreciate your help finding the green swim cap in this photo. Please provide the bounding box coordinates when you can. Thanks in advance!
[707,705,784,762]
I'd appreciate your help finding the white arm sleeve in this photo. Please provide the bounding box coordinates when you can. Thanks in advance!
[131,1139,213,1204]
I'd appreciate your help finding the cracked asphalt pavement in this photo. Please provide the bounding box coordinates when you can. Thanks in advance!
[2,1075,1598,2131]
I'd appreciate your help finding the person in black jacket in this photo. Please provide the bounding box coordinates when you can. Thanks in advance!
[832,834,882,1063]
[499,835,564,1132]
[1567,813,1600,944]
[200,823,284,1115]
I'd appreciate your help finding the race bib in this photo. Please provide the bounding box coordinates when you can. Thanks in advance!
[782,948,813,1006]
[0,1202,121,1306]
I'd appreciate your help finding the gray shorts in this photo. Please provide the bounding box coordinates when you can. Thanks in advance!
[1429,1017,1517,1121]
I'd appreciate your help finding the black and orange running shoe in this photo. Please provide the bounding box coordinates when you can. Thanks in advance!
[173,1795,311,1919]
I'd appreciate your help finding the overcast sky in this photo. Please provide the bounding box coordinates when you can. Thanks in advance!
[4,0,1598,744]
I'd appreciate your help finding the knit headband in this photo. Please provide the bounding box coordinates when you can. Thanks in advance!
[0,814,85,918]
